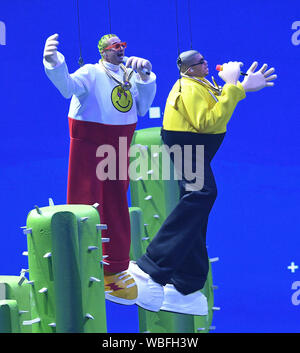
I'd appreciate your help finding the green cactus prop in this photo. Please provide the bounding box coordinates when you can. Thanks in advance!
[129,127,218,333]
[0,275,32,333]
[23,202,107,333]
[0,300,20,333]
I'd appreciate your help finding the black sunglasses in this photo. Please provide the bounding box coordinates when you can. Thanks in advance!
[189,58,205,68]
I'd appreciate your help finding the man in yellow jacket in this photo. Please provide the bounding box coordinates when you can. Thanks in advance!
[129,50,277,315]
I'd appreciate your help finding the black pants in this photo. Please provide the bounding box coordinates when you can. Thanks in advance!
[137,129,225,295]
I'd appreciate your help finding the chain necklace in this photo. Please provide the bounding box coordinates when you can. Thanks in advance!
[100,60,134,91]
[181,74,222,96]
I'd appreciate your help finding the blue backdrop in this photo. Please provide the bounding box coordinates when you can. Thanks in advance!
[0,0,299,333]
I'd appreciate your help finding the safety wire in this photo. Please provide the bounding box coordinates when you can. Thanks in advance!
[76,0,112,67]
[76,0,84,66]
[175,0,182,92]
[187,0,193,49]
[176,0,194,92]
[108,0,112,33]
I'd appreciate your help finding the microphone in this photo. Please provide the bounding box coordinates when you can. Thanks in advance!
[123,56,151,75]
[216,64,248,76]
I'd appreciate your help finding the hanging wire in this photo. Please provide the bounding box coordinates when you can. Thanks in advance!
[187,0,193,49]
[175,0,181,56]
[108,0,112,33]
[175,0,182,92]
[76,0,84,66]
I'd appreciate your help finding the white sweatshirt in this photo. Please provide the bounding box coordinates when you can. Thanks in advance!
[44,52,157,125]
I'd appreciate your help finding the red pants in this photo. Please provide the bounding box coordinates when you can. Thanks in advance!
[67,118,136,273]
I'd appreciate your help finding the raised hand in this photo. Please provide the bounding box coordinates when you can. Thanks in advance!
[241,62,277,92]
[43,33,59,67]
[125,56,152,81]
[218,61,244,85]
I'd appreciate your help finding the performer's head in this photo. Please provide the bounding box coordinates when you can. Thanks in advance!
[98,34,126,65]
[177,50,209,77]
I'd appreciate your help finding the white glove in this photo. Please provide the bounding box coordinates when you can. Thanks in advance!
[125,56,152,81]
[241,62,277,92]
[43,33,59,67]
[218,61,243,85]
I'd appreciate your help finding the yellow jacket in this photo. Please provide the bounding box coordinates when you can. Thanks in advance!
[163,77,246,134]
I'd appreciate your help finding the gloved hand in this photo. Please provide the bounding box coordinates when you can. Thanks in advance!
[241,62,277,92]
[43,33,59,67]
[125,56,152,81]
[218,61,243,85]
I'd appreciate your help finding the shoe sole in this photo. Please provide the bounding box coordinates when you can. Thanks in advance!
[105,292,137,305]
[135,300,161,312]
[160,304,208,316]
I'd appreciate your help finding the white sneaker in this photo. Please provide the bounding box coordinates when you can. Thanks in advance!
[128,261,164,312]
[160,284,208,316]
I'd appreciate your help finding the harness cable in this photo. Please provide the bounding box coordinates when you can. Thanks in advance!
[76,0,113,67]
[175,0,194,92]
[108,0,112,33]
[187,0,193,50]
[76,0,84,67]
[175,0,182,92]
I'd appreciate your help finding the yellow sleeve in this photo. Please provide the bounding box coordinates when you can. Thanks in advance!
[181,81,246,134]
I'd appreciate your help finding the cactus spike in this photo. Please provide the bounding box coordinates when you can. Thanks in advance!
[38,287,48,294]
[26,280,35,286]
[100,260,109,266]
[153,214,160,219]
[22,318,41,326]
[80,217,89,222]
[89,276,101,283]
[85,313,95,320]
[212,306,221,311]
[144,195,152,201]
[197,327,206,331]
[19,310,29,315]
[20,269,29,276]
[23,228,32,235]
[209,257,219,263]
[88,245,99,251]
[92,202,100,208]
[142,237,150,241]
[101,237,110,243]
[22,251,28,256]
[48,198,55,206]
[48,323,56,327]
[34,205,42,215]
[96,224,108,231]
[43,252,52,258]
[18,276,26,286]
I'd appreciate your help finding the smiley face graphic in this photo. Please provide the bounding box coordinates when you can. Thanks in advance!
[111,85,133,113]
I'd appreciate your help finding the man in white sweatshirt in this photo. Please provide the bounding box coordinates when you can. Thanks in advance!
[43,33,156,305]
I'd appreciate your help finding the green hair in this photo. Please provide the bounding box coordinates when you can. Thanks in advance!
[98,34,118,56]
